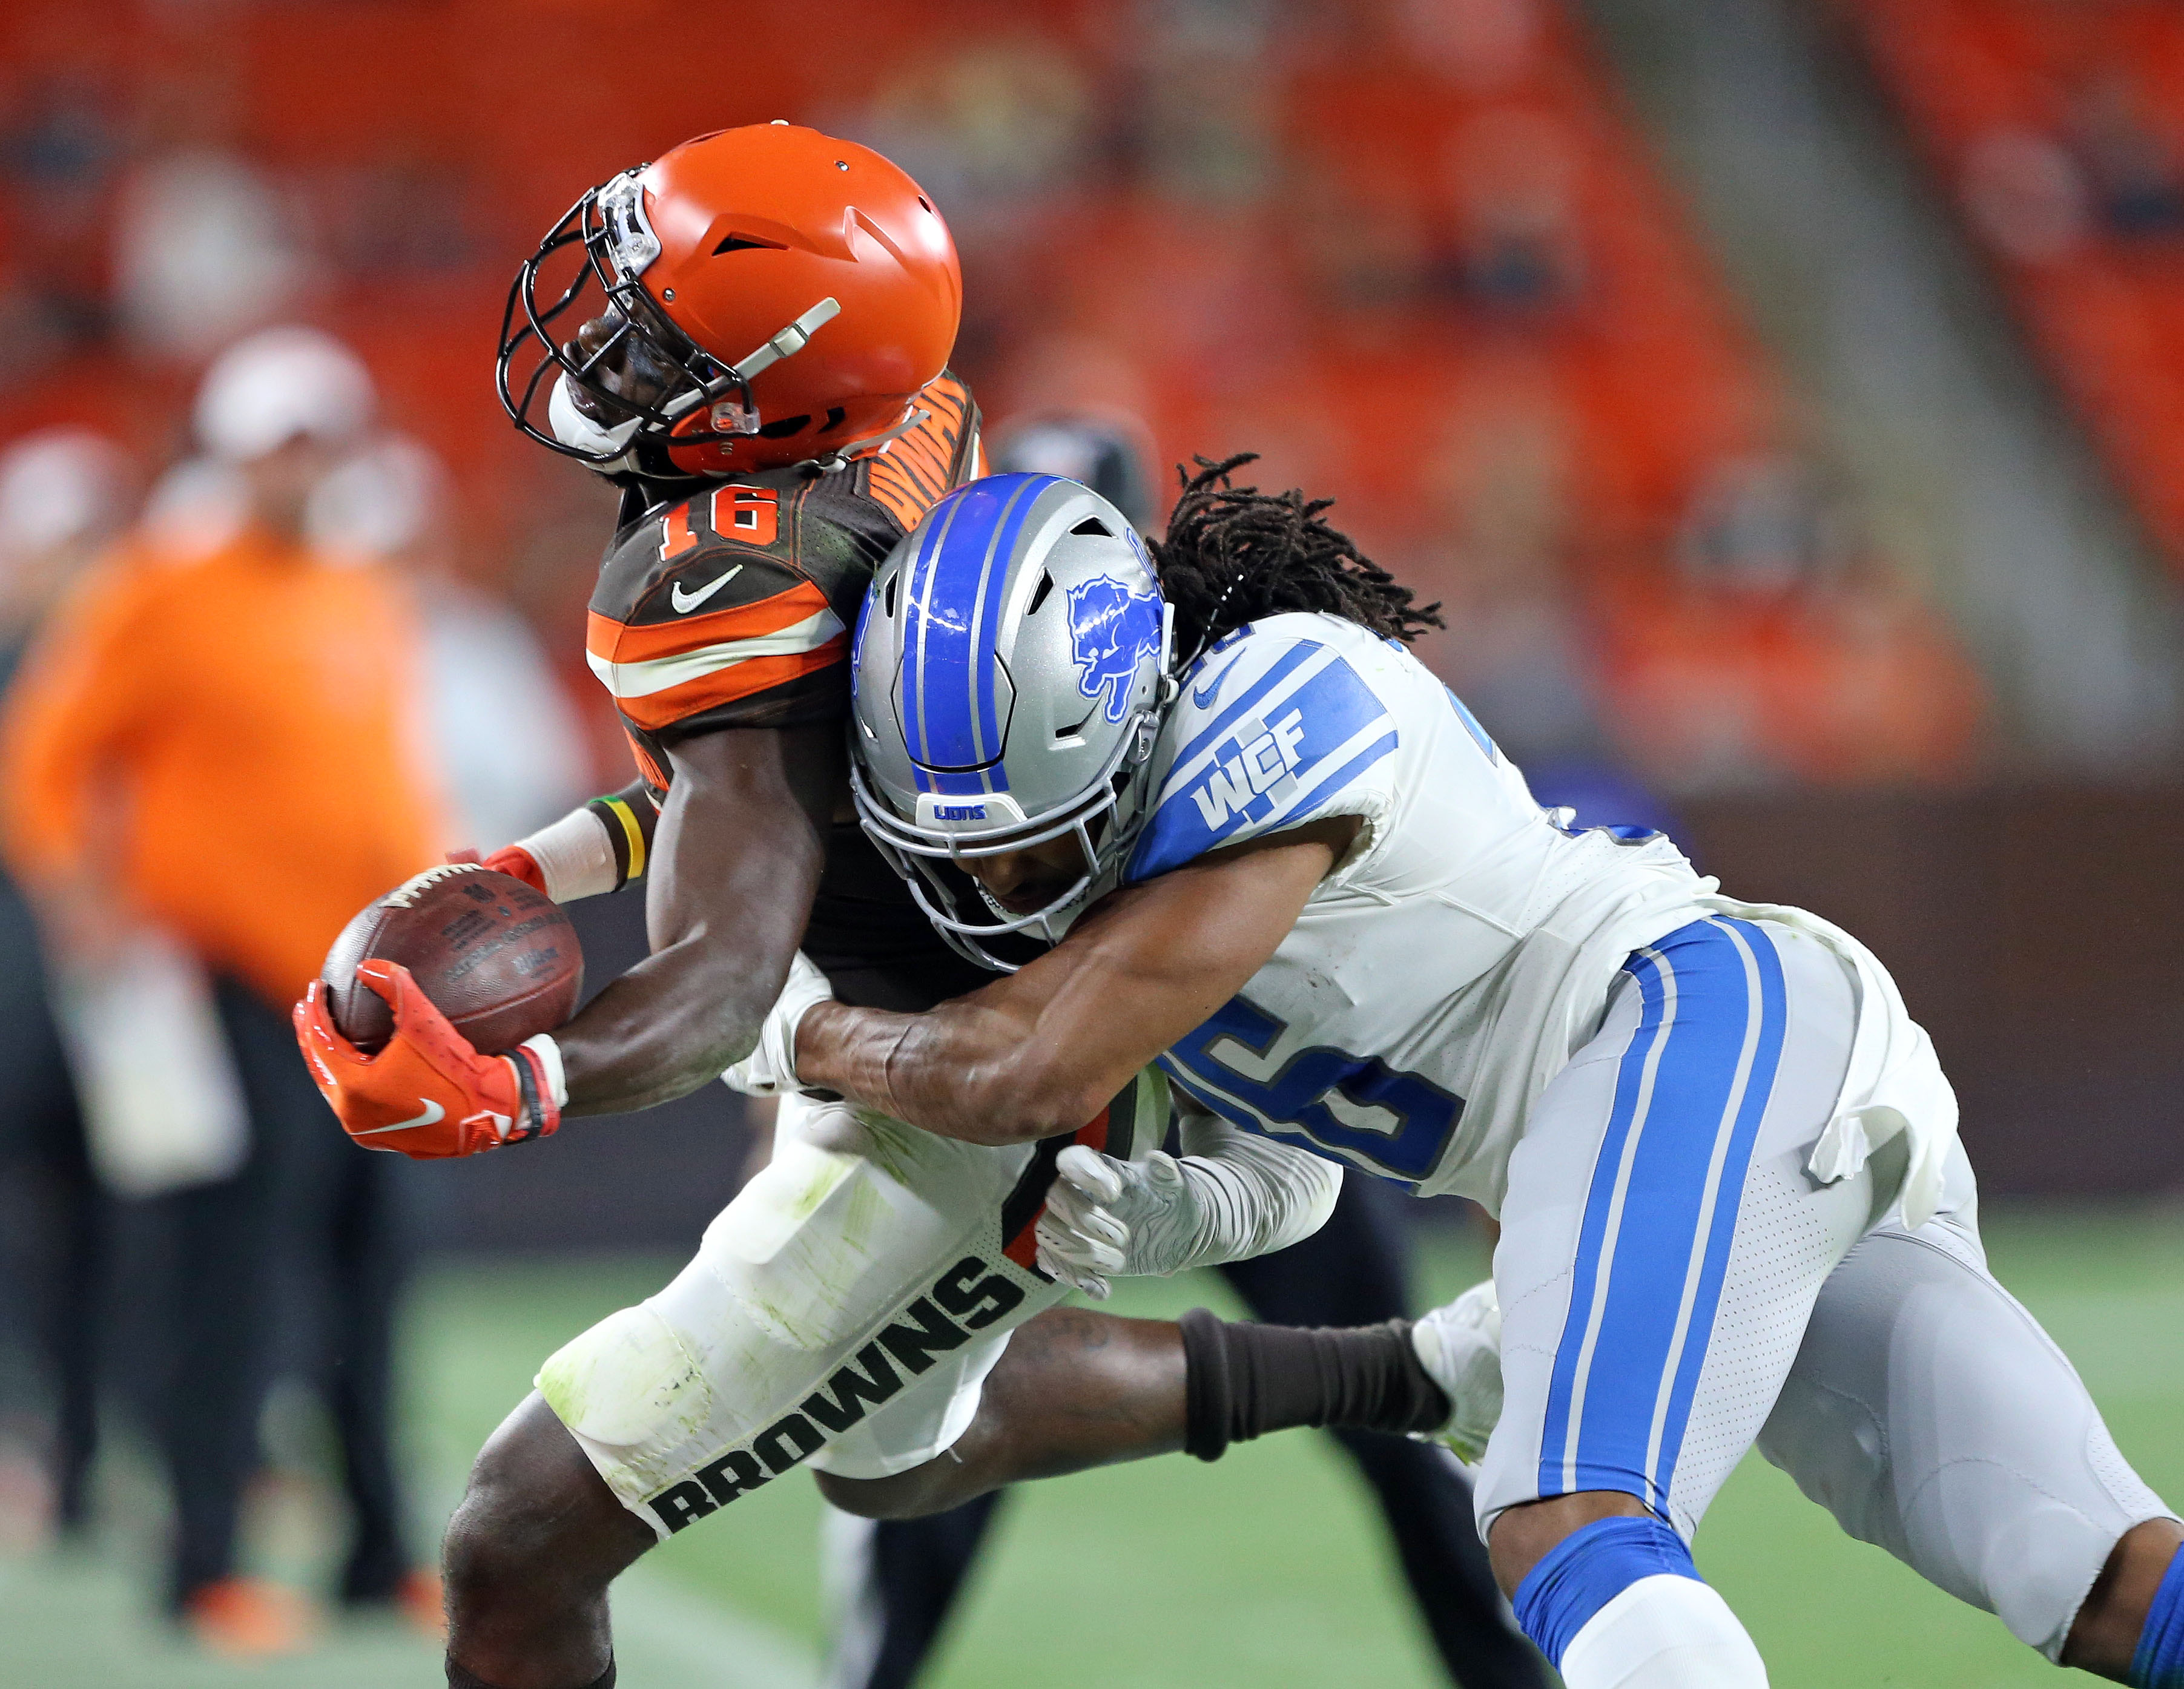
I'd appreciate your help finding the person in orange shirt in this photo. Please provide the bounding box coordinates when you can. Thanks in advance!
[1,328,443,1652]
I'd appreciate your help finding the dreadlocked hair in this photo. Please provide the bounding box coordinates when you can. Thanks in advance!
[1150,454,1443,666]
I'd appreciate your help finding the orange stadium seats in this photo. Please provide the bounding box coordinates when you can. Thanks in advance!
[0,0,1984,786]
[1850,0,2184,575]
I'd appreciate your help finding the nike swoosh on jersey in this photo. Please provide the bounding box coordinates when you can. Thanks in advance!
[1192,665,1230,710]
[670,564,745,614]
[354,1099,446,1136]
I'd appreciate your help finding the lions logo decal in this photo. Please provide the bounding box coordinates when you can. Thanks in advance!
[1066,576,1162,723]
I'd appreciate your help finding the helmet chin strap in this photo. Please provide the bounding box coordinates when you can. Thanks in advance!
[658,296,846,435]
[716,292,935,473]
[650,294,920,476]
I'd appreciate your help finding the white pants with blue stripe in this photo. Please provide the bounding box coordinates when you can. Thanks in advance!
[1478,915,2172,1658]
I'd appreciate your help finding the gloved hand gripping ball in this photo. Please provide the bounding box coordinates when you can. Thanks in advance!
[297,965,562,1157]
[299,862,582,1157]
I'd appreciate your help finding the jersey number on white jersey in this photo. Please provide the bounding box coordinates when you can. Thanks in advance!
[1159,996,1465,1185]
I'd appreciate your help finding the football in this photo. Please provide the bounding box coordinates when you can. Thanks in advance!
[321,863,582,1055]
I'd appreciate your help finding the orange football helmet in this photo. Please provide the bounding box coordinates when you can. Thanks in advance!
[498,123,962,481]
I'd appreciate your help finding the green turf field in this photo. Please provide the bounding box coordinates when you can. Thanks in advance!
[3,1207,2179,1687]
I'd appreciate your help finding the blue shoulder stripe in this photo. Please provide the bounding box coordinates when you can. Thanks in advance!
[1128,652,1395,880]
[1167,641,1323,777]
[1445,686,1497,760]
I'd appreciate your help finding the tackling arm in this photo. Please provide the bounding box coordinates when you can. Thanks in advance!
[791,817,1354,1145]
[1033,1108,1345,1297]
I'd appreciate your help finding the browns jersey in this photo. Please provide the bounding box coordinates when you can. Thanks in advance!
[585,372,1005,1000]
[587,373,981,783]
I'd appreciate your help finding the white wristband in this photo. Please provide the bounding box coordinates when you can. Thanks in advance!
[513,809,618,903]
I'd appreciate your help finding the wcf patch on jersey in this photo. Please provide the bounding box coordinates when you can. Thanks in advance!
[1129,644,1397,881]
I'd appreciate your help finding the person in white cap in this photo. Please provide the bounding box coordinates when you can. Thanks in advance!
[1,328,444,1653]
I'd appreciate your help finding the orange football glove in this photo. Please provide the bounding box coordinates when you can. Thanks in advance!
[444,844,549,897]
[293,960,562,1159]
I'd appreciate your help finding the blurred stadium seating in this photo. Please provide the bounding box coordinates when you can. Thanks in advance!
[0,2,2178,1683]
[0,0,2002,791]
[1850,0,2184,575]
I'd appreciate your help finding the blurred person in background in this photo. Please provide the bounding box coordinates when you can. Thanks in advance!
[1413,370,1605,770]
[0,70,125,381]
[0,327,442,1653]
[0,429,133,1547]
[111,53,312,363]
[813,410,1544,1689]
[305,433,590,848]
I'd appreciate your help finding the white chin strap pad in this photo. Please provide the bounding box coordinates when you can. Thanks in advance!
[1558,1576,1769,1689]
[549,375,644,472]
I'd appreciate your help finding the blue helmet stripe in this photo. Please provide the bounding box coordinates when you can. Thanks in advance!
[906,487,972,786]
[903,473,1057,785]
[907,479,989,775]
[966,474,1048,786]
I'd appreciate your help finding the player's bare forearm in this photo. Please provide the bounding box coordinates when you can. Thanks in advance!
[554,725,839,1115]
[795,822,1349,1144]
[795,993,1054,1142]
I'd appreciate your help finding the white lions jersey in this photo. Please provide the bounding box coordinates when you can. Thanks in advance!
[1120,611,1715,1211]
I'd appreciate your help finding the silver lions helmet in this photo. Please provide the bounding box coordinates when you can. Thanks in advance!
[850,472,1173,969]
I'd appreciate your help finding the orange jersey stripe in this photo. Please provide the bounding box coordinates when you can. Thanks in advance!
[888,452,943,509]
[868,378,974,530]
[900,444,951,496]
[897,416,950,467]
[612,636,848,731]
[923,378,968,430]
[868,469,925,532]
[586,581,831,665]
[871,455,943,529]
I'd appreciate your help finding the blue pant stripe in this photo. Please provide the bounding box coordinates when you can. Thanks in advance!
[1539,917,1784,1514]
[1539,949,1673,1497]
[1645,917,1787,1506]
